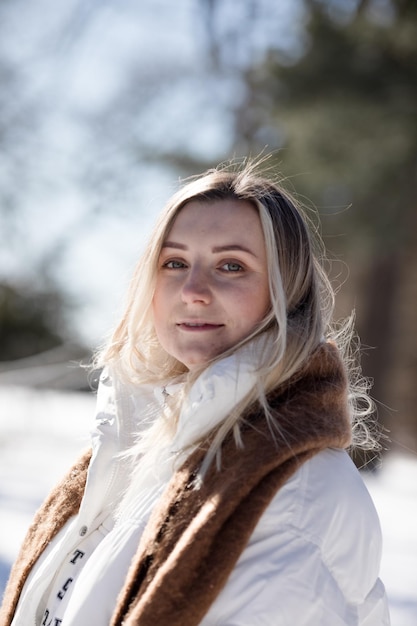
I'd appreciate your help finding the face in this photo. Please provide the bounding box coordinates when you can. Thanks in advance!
[152,199,271,370]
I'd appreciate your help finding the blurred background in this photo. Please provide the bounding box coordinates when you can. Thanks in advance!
[1,0,416,451]
[0,0,416,622]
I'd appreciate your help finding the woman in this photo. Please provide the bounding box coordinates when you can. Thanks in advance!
[1,162,390,625]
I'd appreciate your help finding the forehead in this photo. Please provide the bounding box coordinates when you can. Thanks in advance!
[166,198,262,237]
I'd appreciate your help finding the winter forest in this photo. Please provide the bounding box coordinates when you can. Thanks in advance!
[0,0,417,624]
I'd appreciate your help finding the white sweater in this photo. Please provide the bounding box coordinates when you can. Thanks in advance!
[11,350,390,625]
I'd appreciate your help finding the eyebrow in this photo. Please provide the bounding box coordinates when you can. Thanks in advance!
[162,241,258,257]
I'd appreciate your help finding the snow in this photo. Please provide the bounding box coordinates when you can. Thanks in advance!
[363,455,417,625]
[1,385,416,624]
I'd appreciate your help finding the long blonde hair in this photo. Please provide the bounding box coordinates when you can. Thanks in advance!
[95,160,376,455]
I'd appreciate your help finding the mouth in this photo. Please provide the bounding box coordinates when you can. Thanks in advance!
[177,322,224,330]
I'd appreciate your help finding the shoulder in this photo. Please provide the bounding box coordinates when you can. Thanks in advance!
[205,448,387,625]
[260,448,382,602]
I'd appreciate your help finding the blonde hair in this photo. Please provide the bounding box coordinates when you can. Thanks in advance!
[95,159,376,457]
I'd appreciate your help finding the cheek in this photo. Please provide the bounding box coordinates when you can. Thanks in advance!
[151,289,165,337]
[235,282,270,323]
[152,297,171,353]
[152,279,168,316]
[259,285,272,319]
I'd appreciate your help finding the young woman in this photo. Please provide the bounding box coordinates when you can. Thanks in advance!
[1,163,390,625]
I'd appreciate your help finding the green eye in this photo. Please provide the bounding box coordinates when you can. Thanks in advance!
[222,262,243,272]
[164,260,186,269]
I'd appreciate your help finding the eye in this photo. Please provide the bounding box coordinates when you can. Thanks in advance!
[220,261,244,272]
[162,259,187,269]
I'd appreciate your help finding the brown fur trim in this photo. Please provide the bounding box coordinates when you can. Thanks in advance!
[0,449,92,624]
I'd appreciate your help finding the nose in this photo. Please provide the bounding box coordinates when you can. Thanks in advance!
[181,266,212,304]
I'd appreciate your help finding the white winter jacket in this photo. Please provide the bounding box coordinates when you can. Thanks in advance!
[9,348,390,625]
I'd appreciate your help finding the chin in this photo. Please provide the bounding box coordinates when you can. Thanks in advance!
[179,352,217,371]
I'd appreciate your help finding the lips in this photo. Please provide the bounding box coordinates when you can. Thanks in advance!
[177,321,224,330]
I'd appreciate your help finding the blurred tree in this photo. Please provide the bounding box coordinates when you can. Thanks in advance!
[0,0,122,356]
[222,0,417,452]
[0,282,67,360]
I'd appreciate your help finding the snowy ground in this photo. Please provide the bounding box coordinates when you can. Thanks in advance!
[0,385,416,625]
